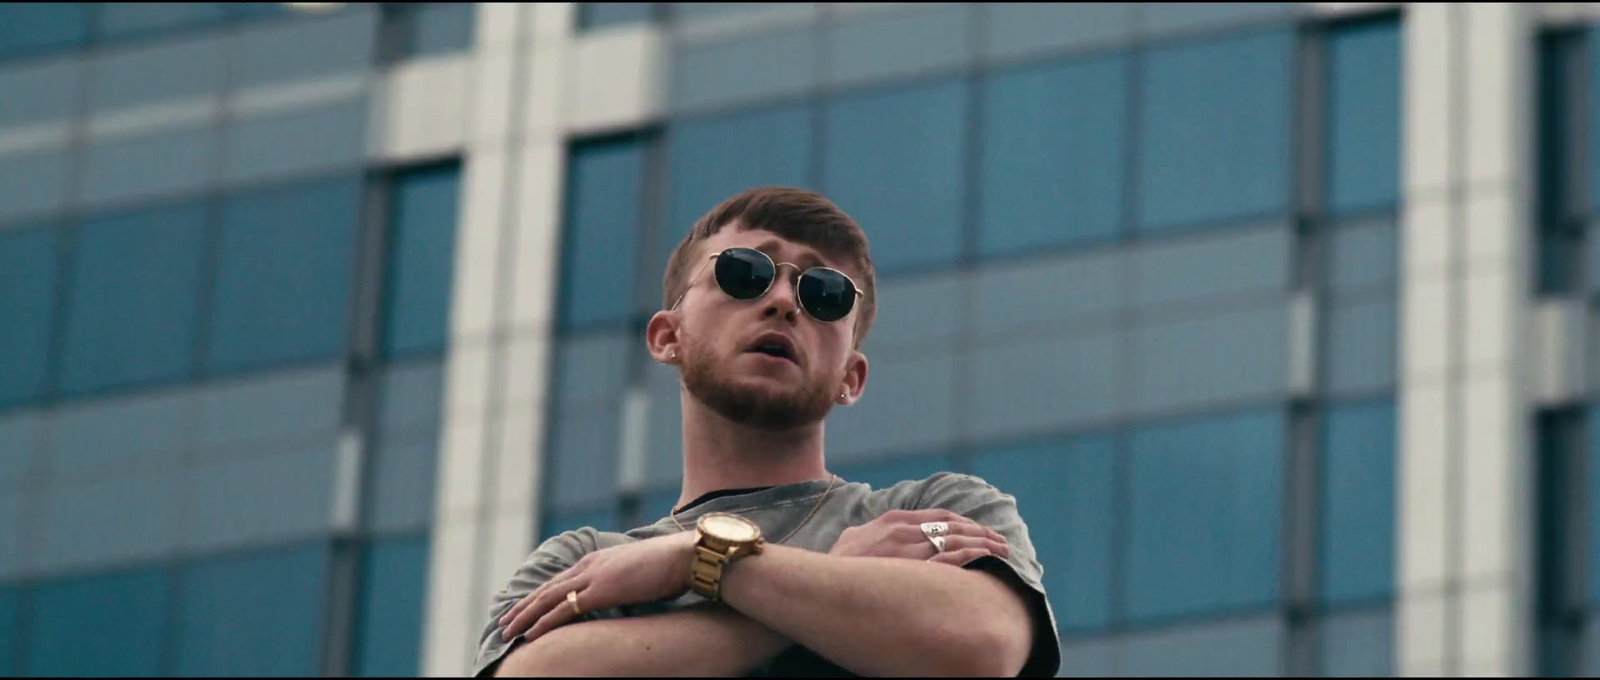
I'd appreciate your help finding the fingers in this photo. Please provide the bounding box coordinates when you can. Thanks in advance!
[928,547,992,567]
[501,563,586,628]
[936,535,1010,559]
[523,582,606,643]
[891,509,1008,546]
[502,576,589,640]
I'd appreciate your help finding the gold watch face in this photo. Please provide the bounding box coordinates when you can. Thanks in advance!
[700,513,760,542]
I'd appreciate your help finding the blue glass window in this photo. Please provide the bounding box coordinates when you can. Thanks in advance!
[172,543,329,677]
[979,54,1127,258]
[0,226,58,407]
[664,103,815,285]
[95,3,230,42]
[1318,608,1394,676]
[1589,407,1600,606]
[398,3,475,59]
[1586,26,1600,213]
[1327,18,1401,215]
[1320,400,1396,604]
[639,487,680,527]
[352,535,429,677]
[26,568,169,676]
[60,203,206,396]
[578,3,655,31]
[559,137,649,330]
[835,454,952,492]
[1126,409,1284,622]
[208,175,361,374]
[0,587,20,675]
[971,435,1116,633]
[0,4,89,61]
[823,78,969,275]
[383,164,460,357]
[1138,30,1293,232]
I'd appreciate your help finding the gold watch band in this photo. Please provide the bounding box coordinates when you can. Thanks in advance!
[689,537,759,601]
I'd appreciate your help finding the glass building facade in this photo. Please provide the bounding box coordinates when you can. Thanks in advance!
[0,2,1584,677]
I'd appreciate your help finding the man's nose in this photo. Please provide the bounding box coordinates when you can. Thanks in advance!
[762,267,801,323]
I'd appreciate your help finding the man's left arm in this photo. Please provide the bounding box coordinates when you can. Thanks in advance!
[720,542,1031,676]
[719,473,1058,677]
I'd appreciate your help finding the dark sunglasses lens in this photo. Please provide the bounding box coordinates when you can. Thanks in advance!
[714,248,774,300]
[797,269,856,322]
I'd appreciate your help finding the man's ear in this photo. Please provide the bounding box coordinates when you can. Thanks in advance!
[837,350,868,405]
[646,311,680,365]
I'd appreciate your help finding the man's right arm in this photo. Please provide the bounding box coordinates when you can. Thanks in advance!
[494,604,789,677]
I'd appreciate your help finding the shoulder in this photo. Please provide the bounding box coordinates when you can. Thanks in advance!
[880,471,1010,506]
[867,471,1016,514]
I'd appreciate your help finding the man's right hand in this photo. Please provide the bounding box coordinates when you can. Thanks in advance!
[827,509,1010,565]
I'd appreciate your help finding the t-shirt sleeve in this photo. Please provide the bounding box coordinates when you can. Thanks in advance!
[470,530,591,677]
[907,472,1062,678]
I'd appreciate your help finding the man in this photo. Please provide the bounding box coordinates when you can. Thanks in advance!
[475,187,1060,676]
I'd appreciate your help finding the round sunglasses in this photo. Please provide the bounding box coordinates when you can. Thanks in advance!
[670,247,864,323]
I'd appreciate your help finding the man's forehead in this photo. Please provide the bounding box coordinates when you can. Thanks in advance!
[700,226,837,270]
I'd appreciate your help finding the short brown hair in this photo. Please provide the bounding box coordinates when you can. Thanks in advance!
[662,187,877,349]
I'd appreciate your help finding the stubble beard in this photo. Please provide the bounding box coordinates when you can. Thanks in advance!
[678,330,837,431]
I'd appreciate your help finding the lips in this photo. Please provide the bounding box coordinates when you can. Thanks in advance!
[745,332,800,366]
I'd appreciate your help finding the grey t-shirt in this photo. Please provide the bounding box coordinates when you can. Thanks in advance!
[473,472,1061,677]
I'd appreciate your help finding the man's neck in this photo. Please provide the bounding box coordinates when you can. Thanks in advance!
[677,396,830,508]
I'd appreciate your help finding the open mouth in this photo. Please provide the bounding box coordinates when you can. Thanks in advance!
[746,335,799,365]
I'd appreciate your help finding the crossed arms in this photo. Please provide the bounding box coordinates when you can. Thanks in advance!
[488,509,1039,677]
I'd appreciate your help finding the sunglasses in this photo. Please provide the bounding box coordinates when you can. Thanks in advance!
[670,247,865,323]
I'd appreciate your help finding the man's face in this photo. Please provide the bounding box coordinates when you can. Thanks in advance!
[653,226,868,431]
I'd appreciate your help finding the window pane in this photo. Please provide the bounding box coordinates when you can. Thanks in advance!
[96,3,230,42]
[1587,25,1600,214]
[352,535,429,677]
[27,568,169,676]
[0,226,58,407]
[578,3,655,31]
[1324,296,1397,396]
[664,103,814,289]
[823,78,968,275]
[1119,616,1284,677]
[971,435,1116,633]
[0,587,18,675]
[403,3,475,59]
[383,164,461,357]
[1127,409,1284,623]
[545,404,621,510]
[172,543,329,677]
[1327,18,1401,215]
[1138,30,1292,232]
[1317,608,1393,677]
[1590,408,1600,607]
[638,486,679,528]
[560,138,647,330]
[1320,400,1396,604]
[61,203,206,396]
[834,453,952,491]
[979,53,1126,258]
[0,4,89,60]
[208,175,361,373]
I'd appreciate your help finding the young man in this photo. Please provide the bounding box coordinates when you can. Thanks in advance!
[475,187,1060,676]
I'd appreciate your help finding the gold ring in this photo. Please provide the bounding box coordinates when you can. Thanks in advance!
[566,590,581,616]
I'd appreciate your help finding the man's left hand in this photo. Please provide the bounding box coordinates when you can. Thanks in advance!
[498,532,698,643]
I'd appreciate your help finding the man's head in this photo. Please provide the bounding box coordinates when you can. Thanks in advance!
[648,187,876,431]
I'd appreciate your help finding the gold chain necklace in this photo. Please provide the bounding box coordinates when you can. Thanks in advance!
[671,474,839,545]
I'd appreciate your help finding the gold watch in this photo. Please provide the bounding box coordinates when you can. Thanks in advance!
[689,513,764,602]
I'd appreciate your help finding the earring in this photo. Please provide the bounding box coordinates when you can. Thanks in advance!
[669,349,677,361]
[840,391,847,400]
